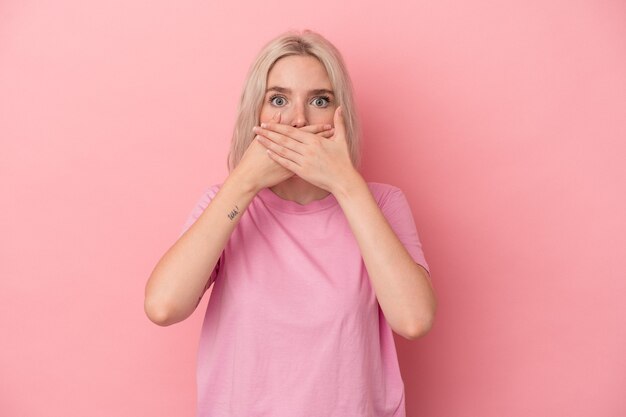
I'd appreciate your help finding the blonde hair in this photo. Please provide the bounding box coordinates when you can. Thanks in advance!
[227,29,361,172]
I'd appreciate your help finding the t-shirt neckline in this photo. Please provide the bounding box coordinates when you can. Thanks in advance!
[257,187,339,213]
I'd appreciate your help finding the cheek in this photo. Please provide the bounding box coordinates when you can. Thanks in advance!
[309,107,335,125]
[258,105,272,124]
[259,102,286,124]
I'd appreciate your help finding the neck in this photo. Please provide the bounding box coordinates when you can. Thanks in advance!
[270,176,330,205]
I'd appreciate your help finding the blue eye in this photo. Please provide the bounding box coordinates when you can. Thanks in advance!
[269,95,287,106]
[311,96,330,108]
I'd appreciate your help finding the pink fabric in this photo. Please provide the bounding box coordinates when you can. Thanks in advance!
[180,182,430,417]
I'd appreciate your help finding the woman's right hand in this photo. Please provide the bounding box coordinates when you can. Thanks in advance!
[232,112,334,193]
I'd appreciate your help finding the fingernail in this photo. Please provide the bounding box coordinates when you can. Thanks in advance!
[261,123,268,128]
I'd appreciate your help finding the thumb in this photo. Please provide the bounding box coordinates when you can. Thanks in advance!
[273,111,281,124]
[333,106,346,141]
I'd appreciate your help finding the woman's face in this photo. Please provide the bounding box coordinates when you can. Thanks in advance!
[259,55,336,127]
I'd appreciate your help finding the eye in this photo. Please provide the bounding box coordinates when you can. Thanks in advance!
[311,96,331,108]
[269,95,287,107]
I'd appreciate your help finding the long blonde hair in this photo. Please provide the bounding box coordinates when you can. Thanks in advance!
[227,29,361,172]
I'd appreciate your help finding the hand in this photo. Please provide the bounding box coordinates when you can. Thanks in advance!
[231,112,335,193]
[252,106,358,194]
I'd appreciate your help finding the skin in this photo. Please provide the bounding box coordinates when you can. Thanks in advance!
[143,57,335,326]
[256,55,338,204]
[145,55,437,340]
[253,55,437,339]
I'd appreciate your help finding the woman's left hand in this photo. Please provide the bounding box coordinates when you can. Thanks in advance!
[252,106,359,194]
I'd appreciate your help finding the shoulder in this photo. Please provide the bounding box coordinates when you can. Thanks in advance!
[206,183,223,198]
[366,181,405,206]
[188,183,223,211]
[179,182,225,237]
[200,183,223,201]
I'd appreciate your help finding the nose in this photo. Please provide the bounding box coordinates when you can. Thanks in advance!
[289,100,308,128]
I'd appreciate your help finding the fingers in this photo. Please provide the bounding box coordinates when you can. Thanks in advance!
[333,106,346,140]
[266,147,300,175]
[258,119,333,144]
[258,123,317,145]
[300,123,333,134]
[318,128,335,138]
[300,124,335,139]
[254,127,306,155]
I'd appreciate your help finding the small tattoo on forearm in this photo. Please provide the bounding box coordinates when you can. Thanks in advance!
[227,205,240,220]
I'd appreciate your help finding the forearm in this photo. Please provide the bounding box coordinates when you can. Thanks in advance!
[144,172,256,326]
[333,173,437,339]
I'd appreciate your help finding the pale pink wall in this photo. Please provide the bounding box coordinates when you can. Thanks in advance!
[1,1,624,416]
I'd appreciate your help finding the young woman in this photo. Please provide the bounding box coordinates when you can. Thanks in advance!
[144,29,437,417]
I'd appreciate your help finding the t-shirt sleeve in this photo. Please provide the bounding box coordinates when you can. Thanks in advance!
[378,185,431,279]
[177,184,223,286]
[178,184,222,238]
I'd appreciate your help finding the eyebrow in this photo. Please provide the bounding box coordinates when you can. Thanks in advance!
[266,86,335,96]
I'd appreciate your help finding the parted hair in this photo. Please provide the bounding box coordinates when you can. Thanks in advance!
[227,29,361,172]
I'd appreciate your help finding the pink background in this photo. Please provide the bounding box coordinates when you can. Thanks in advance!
[1,1,625,416]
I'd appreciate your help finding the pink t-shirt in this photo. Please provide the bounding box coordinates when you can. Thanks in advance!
[180,182,430,417]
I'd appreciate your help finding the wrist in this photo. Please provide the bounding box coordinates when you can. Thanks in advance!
[331,168,365,201]
[225,168,260,197]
